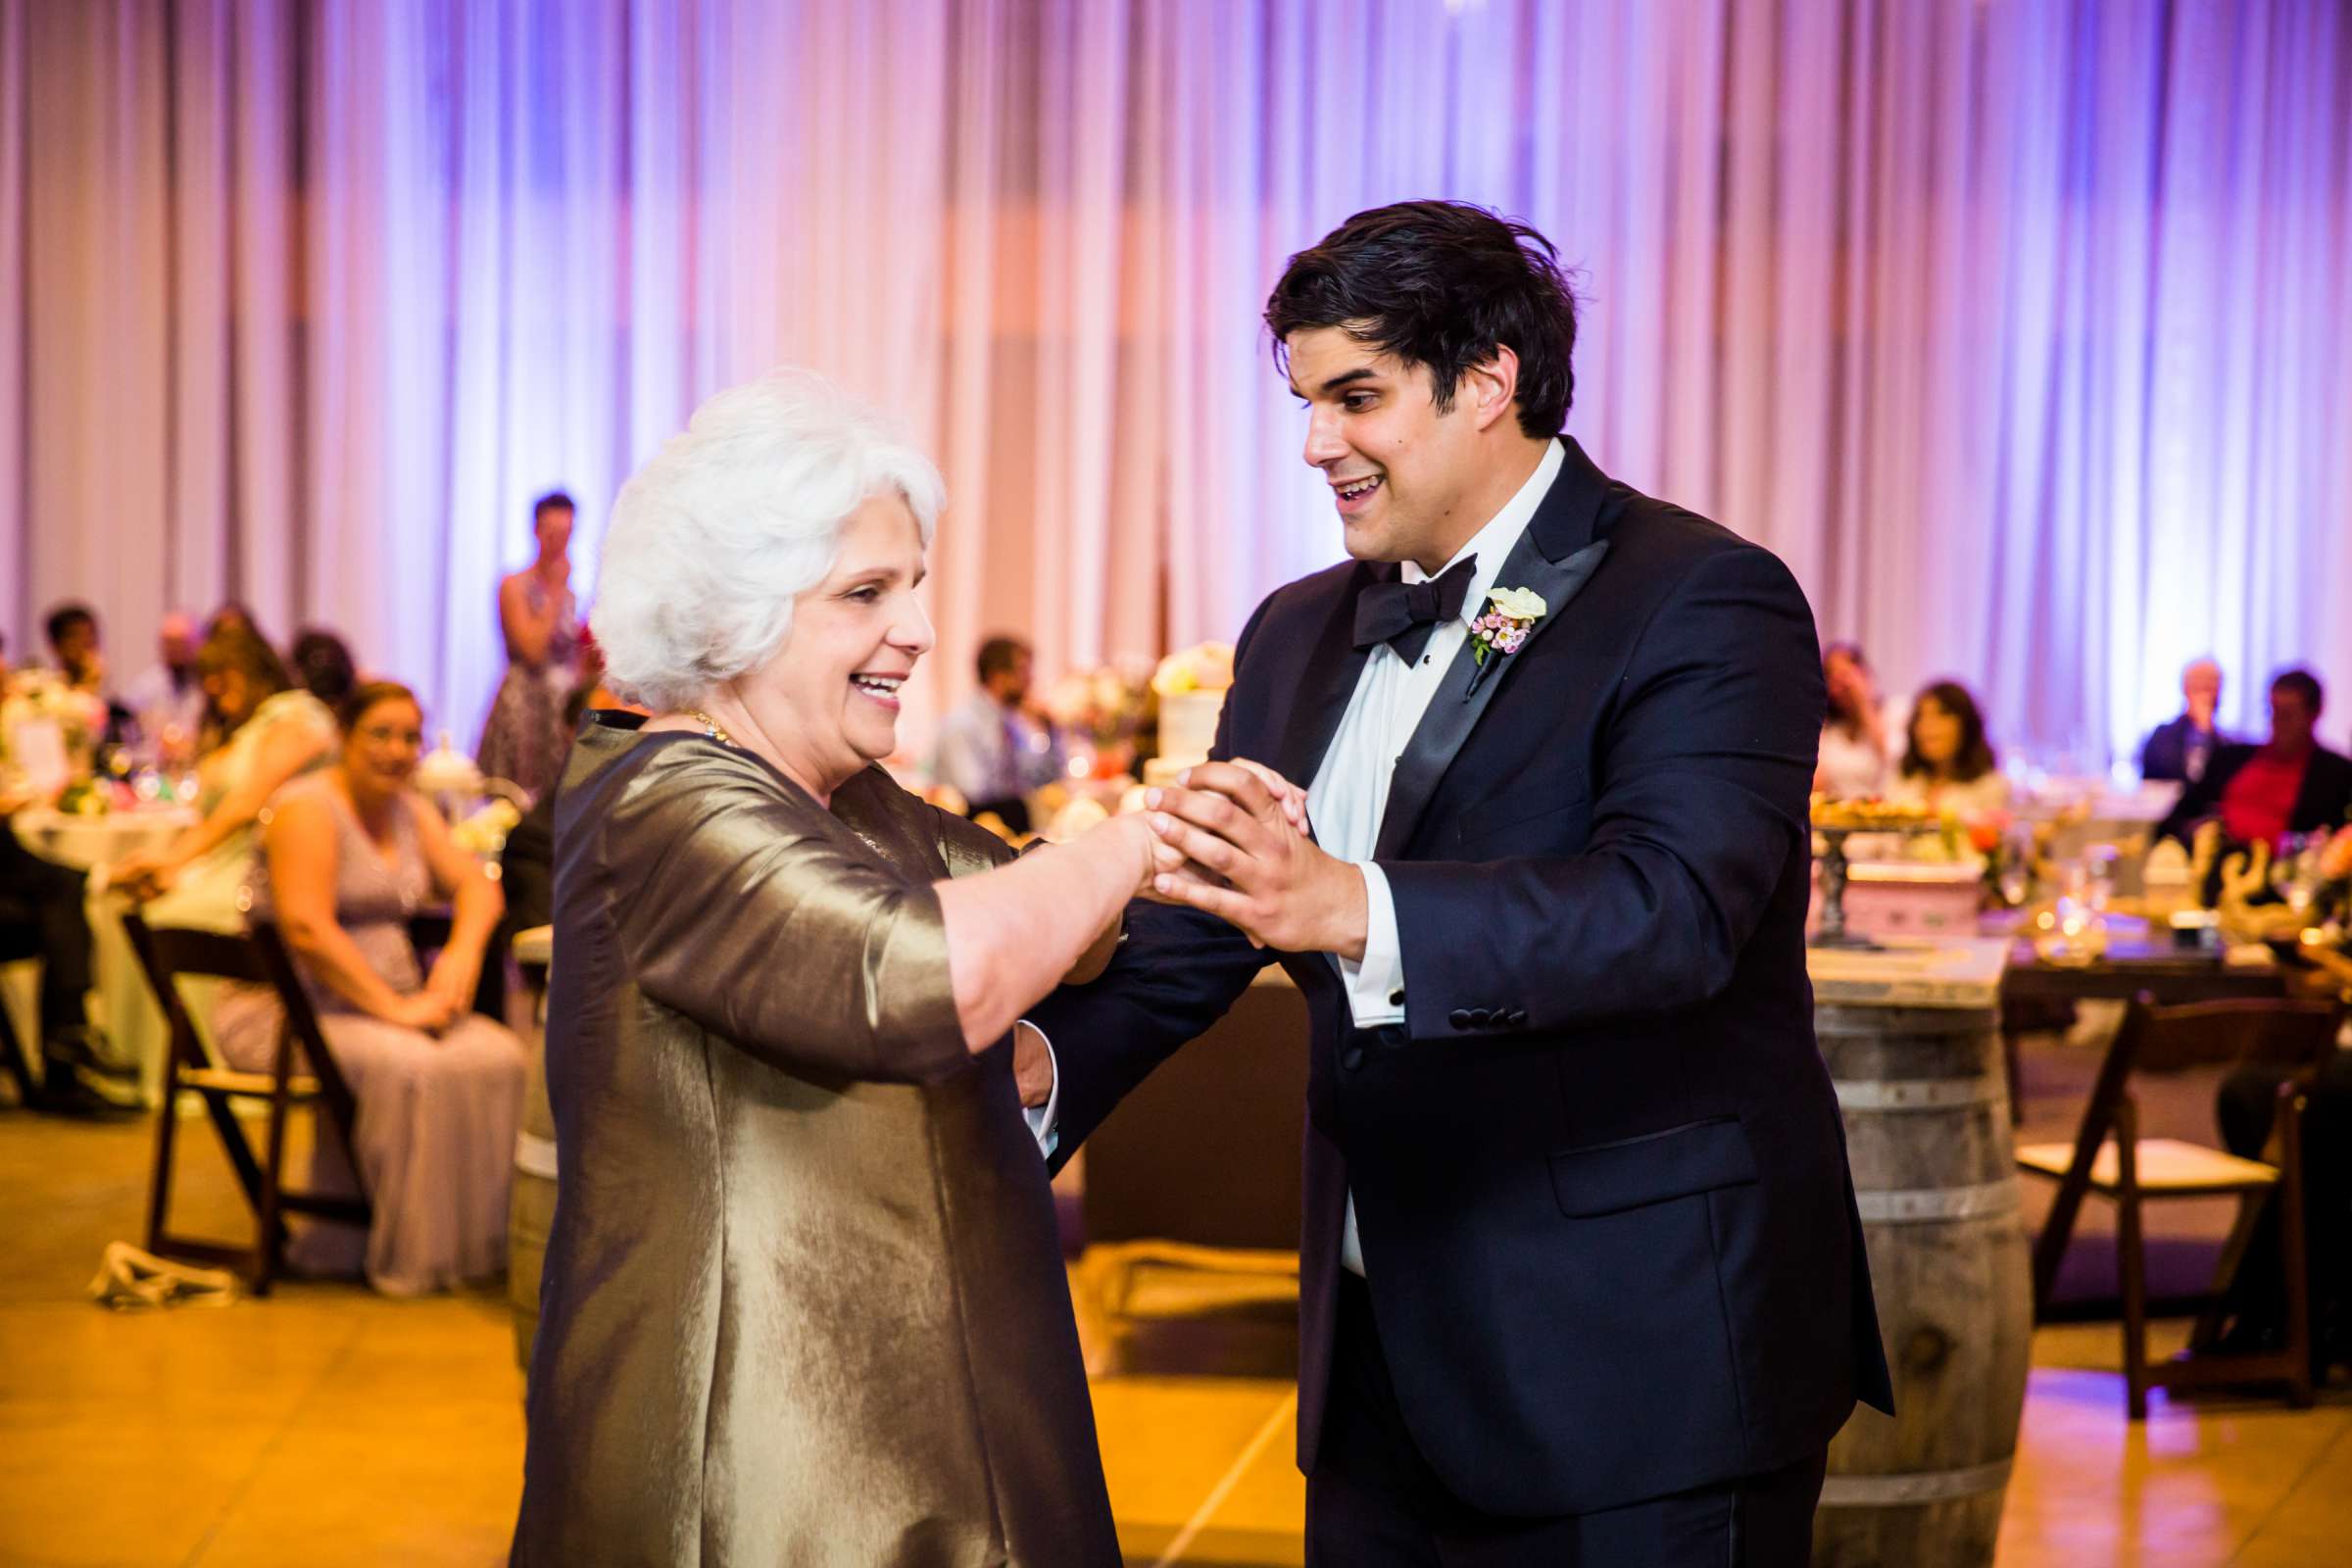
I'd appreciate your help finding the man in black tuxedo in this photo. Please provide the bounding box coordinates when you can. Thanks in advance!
[1027,202,1889,1564]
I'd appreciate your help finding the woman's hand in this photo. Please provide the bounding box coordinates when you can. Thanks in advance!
[110,851,180,903]
[375,991,458,1035]
[422,953,480,1022]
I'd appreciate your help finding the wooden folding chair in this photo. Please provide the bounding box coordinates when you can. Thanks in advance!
[2016,992,2339,1417]
[122,915,370,1294]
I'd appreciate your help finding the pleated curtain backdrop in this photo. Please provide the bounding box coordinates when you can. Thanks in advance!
[3,0,2347,763]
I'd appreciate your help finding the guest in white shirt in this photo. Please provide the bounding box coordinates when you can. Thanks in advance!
[1814,640,1899,800]
[930,634,1065,834]
[1888,678,2009,820]
[121,611,207,753]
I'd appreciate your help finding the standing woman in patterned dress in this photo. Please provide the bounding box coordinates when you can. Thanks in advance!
[476,491,581,803]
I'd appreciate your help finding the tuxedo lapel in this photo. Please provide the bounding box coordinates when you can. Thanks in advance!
[1267,562,1390,790]
[1371,439,1616,862]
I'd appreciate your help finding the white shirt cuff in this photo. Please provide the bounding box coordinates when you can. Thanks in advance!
[1339,861,1405,1027]
[1018,1021,1060,1159]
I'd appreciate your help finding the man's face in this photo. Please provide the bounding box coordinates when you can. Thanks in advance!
[2183,662,2221,719]
[1286,327,1485,571]
[52,619,97,671]
[991,651,1033,708]
[2270,688,2317,752]
[160,617,198,669]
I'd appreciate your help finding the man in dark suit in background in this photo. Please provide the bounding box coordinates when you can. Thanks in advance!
[2156,667,2352,850]
[2140,657,2231,783]
[1028,202,1890,1565]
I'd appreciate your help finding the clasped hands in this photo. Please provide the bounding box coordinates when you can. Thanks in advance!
[1142,760,1368,960]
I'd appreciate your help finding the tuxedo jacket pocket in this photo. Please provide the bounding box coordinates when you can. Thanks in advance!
[1547,1115,1759,1218]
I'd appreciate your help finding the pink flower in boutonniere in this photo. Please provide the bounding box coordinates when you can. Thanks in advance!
[1470,586,1547,667]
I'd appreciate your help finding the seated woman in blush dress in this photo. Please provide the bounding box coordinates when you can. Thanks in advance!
[510,371,1170,1567]
[213,681,526,1295]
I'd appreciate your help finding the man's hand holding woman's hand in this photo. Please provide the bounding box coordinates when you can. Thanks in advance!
[1141,760,1368,959]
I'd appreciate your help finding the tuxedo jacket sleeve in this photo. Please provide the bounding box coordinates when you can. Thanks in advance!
[1027,600,1278,1169]
[1382,544,1819,1037]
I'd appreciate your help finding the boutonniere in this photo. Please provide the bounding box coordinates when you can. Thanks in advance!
[1469,586,1547,667]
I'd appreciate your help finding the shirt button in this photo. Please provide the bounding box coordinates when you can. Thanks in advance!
[1388,987,1405,1006]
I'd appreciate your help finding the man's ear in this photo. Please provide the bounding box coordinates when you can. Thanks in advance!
[1461,345,1521,433]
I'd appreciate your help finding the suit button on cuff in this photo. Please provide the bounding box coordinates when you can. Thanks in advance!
[1447,1008,1472,1030]
[1342,1045,1366,1070]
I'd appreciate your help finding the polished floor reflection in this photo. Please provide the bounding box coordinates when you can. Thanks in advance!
[2,1072,2345,1567]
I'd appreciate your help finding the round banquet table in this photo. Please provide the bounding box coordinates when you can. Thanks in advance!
[10,806,196,1104]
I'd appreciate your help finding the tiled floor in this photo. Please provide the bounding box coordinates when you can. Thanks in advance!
[3,1031,2347,1567]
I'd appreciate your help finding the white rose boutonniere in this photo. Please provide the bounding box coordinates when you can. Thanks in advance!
[1470,586,1547,667]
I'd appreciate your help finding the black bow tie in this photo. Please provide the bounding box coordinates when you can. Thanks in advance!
[1352,555,1479,665]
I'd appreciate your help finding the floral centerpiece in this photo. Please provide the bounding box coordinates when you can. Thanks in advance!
[2,669,112,806]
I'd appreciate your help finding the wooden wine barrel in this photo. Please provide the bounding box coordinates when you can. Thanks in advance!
[1812,1001,2033,1568]
[507,928,556,1376]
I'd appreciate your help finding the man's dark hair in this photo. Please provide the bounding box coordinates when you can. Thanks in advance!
[1263,200,1580,439]
[2272,666,2325,717]
[976,635,1031,686]
[44,602,97,649]
[290,628,358,707]
[533,490,576,520]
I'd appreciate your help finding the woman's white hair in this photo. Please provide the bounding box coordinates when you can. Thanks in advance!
[591,369,944,710]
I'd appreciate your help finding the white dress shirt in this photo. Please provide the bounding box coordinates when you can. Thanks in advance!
[1309,438,1565,1275]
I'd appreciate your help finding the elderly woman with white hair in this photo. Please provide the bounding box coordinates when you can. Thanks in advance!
[511,371,1162,1566]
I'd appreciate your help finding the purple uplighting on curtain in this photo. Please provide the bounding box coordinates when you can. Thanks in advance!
[2,0,2347,766]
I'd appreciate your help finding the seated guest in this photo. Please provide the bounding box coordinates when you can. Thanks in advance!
[1886,679,2009,820]
[44,601,131,746]
[931,633,1066,834]
[122,611,207,752]
[212,681,524,1295]
[205,602,262,643]
[2141,657,2232,783]
[113,626,337,930]
[2157,667,2352,849]
[289,628,358,709]
[0,784,128,1114]
[43,602,106,694]
[1815,640,1898,799]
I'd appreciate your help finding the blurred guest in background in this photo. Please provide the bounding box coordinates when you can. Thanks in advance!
[113,626,337,930]
[2157,667,2352,849]
[205,602,261,644]
[0,781,125,1115]
[43,603,106,695]
[211,680,523,1296]
[2141,657,2232,783]
[931,634,1065,834]
[290,627,358,709]
[477,490,580,803]
[1814,640,1898,800]
[1887,679,2009,819]
[122,611,207,748]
